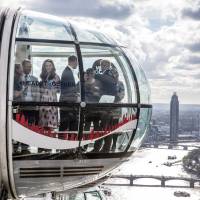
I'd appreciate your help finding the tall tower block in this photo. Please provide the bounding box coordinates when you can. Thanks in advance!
[170,92,179,142]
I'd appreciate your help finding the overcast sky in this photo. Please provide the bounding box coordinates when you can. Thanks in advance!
[1,0,200,104]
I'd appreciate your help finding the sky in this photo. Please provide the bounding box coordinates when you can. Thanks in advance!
[1,0,200,104]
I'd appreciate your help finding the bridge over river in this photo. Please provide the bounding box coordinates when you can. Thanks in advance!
[142,143,200,150]
[104,175,200,188]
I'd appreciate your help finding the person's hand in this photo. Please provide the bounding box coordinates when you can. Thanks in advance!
[47,80,54,89]
[14,90,22,98]
[23,86,28,95]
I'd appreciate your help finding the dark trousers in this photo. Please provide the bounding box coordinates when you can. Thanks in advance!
[92,114,121,153]
[111,118,120,150]
[59,110,78,131]
[23,110,39,125]
[92,113,113,152]
[84,114,101,131]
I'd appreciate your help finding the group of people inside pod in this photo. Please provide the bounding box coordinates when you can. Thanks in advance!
[14,56,125,152]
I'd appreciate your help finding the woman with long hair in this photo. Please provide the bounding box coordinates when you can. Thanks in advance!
[39,59,60,129]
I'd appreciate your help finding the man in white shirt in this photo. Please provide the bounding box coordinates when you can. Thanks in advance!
[21,59,40,125]
[18,59,40,154]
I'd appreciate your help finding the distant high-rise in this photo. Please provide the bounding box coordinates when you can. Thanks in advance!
[170,92,179,142]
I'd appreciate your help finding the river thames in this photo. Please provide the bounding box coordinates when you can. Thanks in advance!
[105,147,200,200]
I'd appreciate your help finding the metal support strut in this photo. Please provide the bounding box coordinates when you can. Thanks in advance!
[0,183,8,200]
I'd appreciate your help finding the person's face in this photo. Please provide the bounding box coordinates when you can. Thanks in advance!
[16,66,23,75]
[71,60,78,69]
[101,60,110,72]
[112,69,119,80]
[23,62,32,74]
[87,72,94,80]
[45,61,53,74]
[84,73,88,81]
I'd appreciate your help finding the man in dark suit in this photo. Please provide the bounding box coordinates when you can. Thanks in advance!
[91,59,118,152]
[59,55,79,132]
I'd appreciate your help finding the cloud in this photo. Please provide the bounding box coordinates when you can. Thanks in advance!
[186,56,200,64]
[20,0,134,19]
[4,0,199,104]
[0,0,21,7]
[182,7,200,20]
[193,72,200,79]
[174,65,198,71]
[187,42,200,52]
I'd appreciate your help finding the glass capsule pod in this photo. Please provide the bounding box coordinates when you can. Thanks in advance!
[0,8,152,199]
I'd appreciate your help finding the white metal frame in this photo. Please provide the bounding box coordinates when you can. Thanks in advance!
[0,8,21,199]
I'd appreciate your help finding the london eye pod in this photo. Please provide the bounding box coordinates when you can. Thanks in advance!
[0,8,152,199]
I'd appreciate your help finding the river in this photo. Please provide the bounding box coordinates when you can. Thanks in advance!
[105,147,200,200]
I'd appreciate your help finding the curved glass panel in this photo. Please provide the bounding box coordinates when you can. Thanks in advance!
[12,41,82,197]
[14,43,80,103]
[85,191,102,200]
[81,45,137,104]
[118,54,137,103]
[79,106,137,153]
[17,10,73,41]
[12,42,81,155]
[74,25,117,45]
[129,108,152,151]
[60,189,106,200]
[123,48,151,104]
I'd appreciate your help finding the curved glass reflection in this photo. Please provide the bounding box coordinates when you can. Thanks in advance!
[74,25,118,45]
[130,108,152,151]
[81,45,137,104]
[123,48,151,104]
[17,10,73,41]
